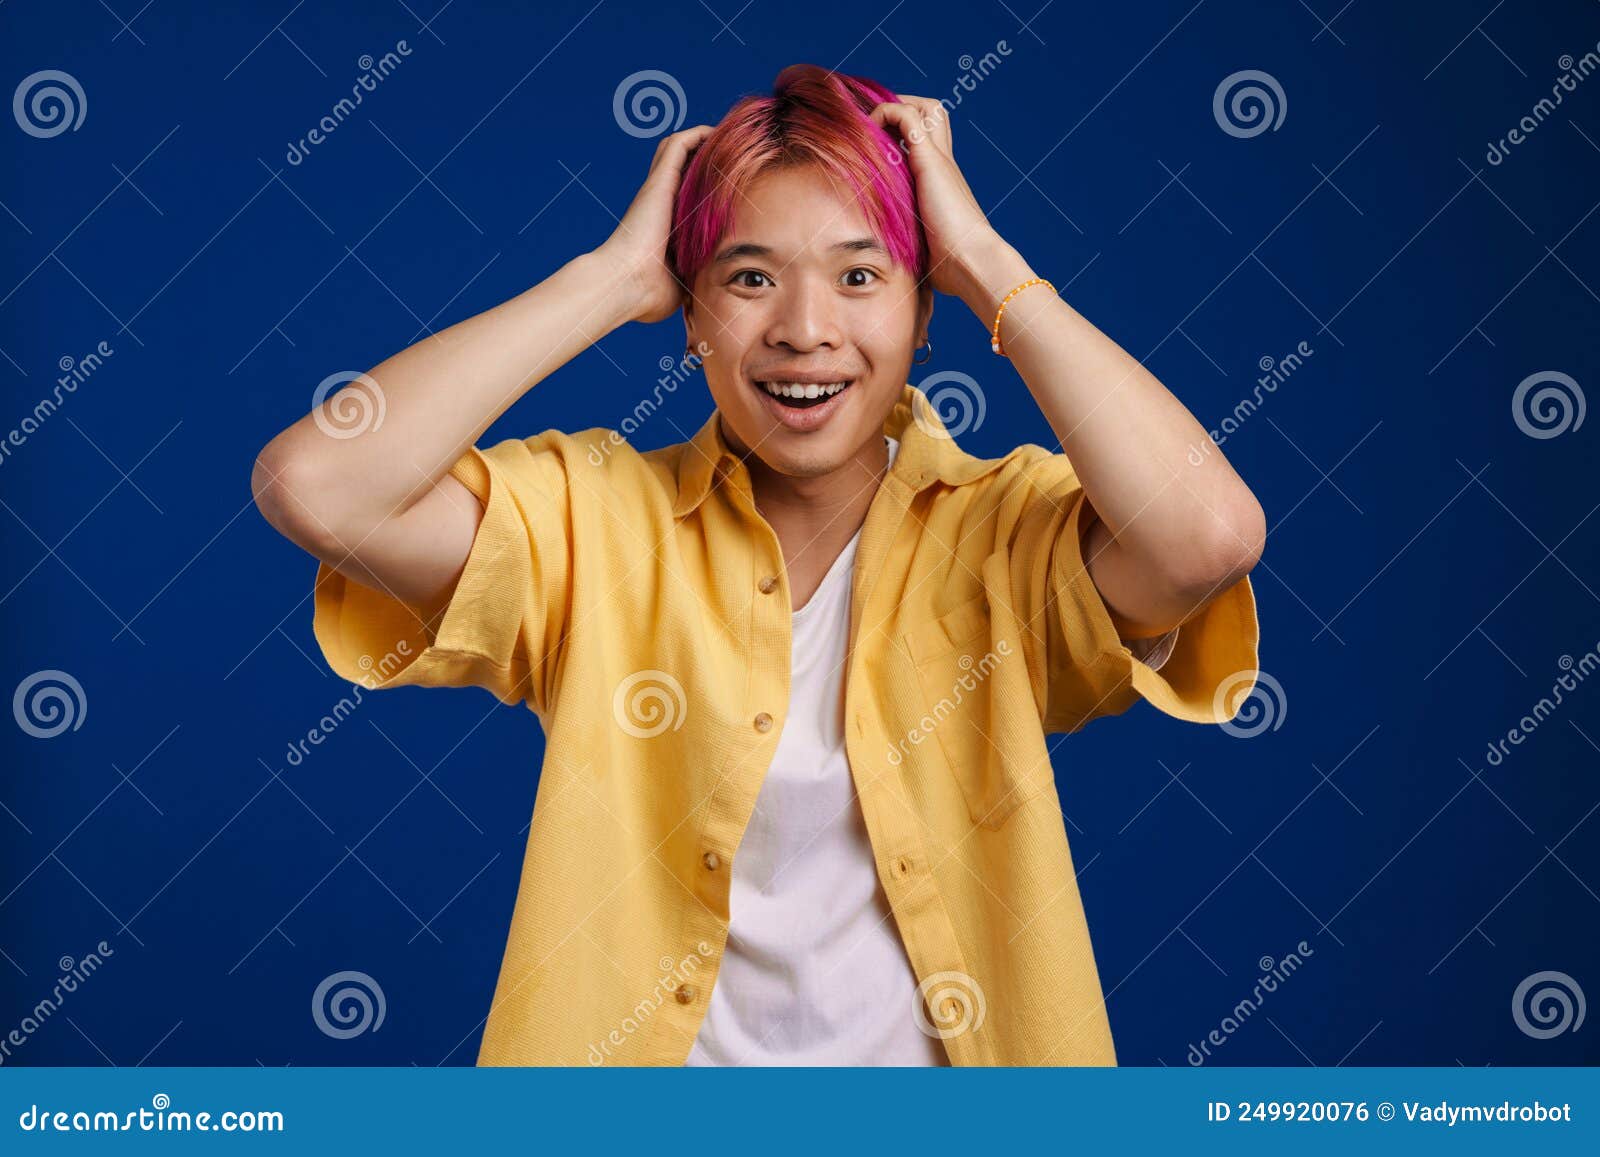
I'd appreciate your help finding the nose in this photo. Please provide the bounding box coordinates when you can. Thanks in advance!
[763,273,841,354]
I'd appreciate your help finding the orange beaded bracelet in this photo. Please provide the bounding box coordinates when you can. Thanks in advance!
[990,277,1055,356]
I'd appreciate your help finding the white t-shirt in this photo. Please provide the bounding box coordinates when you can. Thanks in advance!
[687,436,948,1066]
[686,436,1176,1065]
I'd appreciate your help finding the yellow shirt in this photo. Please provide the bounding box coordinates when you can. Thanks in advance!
[312,383,1259,1065]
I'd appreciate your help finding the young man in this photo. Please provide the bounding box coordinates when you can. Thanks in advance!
[252,65,1263,1066]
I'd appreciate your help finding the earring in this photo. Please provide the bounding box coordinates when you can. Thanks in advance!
[913,338,933,365]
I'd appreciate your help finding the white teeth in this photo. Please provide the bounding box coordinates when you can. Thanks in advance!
[758,380,851,399]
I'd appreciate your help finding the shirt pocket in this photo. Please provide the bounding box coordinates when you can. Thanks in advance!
[901,594,1047,830]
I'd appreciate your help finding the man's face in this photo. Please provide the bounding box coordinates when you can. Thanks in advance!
[685,164,931,479]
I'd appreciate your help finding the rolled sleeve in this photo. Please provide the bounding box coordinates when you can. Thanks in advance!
[1019,464,1260,733]
[311,434,574,714]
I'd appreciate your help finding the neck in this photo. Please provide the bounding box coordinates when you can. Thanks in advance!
[744,432,892,575]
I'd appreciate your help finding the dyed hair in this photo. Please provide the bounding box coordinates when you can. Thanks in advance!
[668,64,927,290]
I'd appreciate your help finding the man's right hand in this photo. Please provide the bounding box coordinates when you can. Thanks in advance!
[252,125,707,612]
[592,124,715,325]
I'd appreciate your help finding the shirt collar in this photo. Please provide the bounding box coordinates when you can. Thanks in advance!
[671,382,1006,519]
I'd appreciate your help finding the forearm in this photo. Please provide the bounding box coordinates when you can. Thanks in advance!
[254,249,637,543]
[949,236,1265,628]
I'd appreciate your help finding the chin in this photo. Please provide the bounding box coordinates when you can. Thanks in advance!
[761,442,850,480]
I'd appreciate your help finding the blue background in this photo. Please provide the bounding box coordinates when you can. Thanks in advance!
[2,0,1597,1067]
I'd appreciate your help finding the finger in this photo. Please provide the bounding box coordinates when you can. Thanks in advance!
[896,95,953,152]
[674,123,716,150]
[868,100,917,140]
[869,100,946,155]
[649,124,715,171]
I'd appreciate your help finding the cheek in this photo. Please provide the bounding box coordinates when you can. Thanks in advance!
[707,328,759,383]
[851,308,917,367]
[699,293,764,349]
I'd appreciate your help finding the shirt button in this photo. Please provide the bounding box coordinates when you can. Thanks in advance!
[674,983,696,1004]
[702,850,721,871]
[758,575,778,594]
[754,712,773,732]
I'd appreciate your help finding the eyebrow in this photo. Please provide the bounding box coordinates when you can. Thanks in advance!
[710,237,887,264]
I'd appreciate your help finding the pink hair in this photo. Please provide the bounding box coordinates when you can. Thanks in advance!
[668,64,927,290]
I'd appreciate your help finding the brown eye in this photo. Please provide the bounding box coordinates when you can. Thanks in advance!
[732,270,772,289]
[842,267,878,287]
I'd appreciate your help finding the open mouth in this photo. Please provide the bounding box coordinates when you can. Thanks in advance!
[752,378,856,409]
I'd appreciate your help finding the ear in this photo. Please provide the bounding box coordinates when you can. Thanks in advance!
[914,282,934,345]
